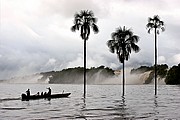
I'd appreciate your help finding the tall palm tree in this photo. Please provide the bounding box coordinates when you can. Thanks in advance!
[71,10,99,98]
[146,15,165,95]
[107,26,140,96]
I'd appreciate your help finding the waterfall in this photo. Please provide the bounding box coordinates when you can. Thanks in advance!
[103,69,166,85]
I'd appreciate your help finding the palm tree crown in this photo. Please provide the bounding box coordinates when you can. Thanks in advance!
[146,15,165,34]
[107,26,140,63]
[71,10,99,40]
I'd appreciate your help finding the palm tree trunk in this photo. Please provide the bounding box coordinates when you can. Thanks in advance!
[84,39,86,98]
[122,44,125,97]
[122,60,125,96]
[154,28,157,95]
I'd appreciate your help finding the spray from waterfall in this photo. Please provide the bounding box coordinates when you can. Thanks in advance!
[1,67,166,85]
[102,68,165,85]
[2,74,49,84]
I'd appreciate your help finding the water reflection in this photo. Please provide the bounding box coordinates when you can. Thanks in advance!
[111,96,132,119]
[154,95,158,108]
[74,97,87,120]
[82,97,86,109]
[153,95,159,117]
[75,96,130,119]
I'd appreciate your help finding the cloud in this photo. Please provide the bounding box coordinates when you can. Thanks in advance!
[158,56,166,64]
[170,54,180,65]
[1,0,180,79]
[39,0,109,18]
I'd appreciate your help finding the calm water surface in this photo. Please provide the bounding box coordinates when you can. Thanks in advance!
[0,84,180,120]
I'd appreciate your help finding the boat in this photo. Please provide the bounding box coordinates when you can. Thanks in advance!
[21,93,71,101]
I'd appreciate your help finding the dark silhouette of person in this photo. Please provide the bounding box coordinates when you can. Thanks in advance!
[41,92,44,96]
[26,89,30,97]
[47,87,51,96]
[36,92,40,96]
[44,92,47,96]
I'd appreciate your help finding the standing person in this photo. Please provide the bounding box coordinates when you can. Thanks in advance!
[47,87,51,96]
[26,89,30,97]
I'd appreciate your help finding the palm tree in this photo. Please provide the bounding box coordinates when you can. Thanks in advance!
[107,26,140,96]
[71,10,99,98]
[146,15,165,95]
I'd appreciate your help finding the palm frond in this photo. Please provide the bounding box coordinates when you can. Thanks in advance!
[80,10,86,17]
[147,28,152,34]
[126,44,131,54]
[146,23,154,29]
[148,17,153,23]
[74,13,81,19]
[131,43,140,53]
[91,17,97,23]
[107,40,116,53]
[71,25,77,32]
[154,15,160,21]
[161,26,165,32]
[88,10,94,17]
[91,23,99,33]
[111,32,117,40]
[132,35,140,43]
[125,28,133,36]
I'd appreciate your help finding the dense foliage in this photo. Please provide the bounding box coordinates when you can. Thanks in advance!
[131,64,168,84]
[38,66,114,84]
[131,66,153,74]
[38,63,180,85]
[165,64,180,85]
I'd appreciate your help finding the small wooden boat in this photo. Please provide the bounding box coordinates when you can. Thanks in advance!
[21,93,71,101]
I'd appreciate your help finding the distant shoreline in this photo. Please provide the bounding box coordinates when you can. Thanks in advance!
[1,63,180,85]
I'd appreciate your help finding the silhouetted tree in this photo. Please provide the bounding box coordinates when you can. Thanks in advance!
[71,10,99,98]
[107,26,140,96]
[146,15,165,95]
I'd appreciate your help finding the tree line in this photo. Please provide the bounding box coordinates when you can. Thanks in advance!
[39,66,114,84]
[131,63,180,85]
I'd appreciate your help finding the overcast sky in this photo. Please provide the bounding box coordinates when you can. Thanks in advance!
[0,0,180,79]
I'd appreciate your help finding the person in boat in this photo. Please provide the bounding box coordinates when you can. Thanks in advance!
[26,89,30,97]
[47,87,51,96]
[41,92,44,96]
[36,92,40,96]
[44,92,47,96]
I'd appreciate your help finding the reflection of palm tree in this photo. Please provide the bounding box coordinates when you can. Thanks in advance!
[71,10,99,98]
[113,96,130,119]
[146,15,165,95]
[153,96,159,117]
[107,26,140,96]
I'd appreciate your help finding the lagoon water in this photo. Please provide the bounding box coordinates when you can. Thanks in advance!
[0,84,180,120]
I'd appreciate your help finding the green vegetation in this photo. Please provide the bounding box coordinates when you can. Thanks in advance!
[131,63,180,85]
[157,64,168,78]
[131,64,168,84]
[165,64,180,85]
[39,66,114,84]
[35,64,180,85]
[131,66,153,74]
[38,63,180,85]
